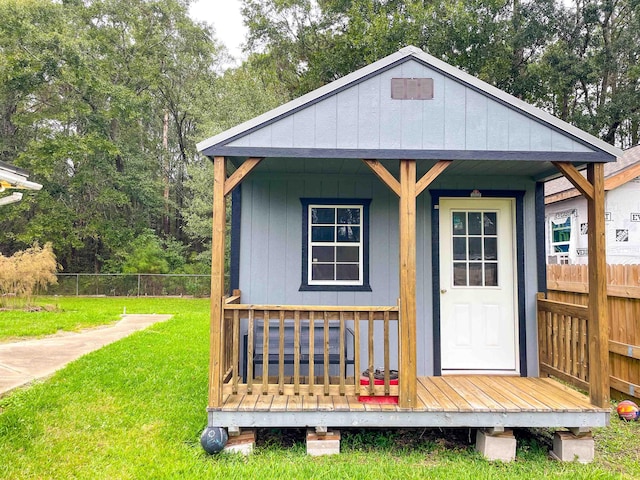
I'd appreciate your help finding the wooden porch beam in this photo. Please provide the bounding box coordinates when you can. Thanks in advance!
[586,162,610,408]
[398,159,417,408]
[209,156,227,408]
[552,162,594,201]
[362,159,401,197]
[224,157,263,196]
[415,160,452,197]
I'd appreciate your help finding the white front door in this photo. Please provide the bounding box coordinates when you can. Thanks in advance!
[439,198,518,373]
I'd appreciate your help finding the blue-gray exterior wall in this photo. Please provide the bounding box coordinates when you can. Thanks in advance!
[238,171,539,377]
[229,59,592,155]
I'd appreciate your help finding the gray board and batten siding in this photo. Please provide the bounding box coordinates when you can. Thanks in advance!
[237,167,540,378]
[198,46,620,164]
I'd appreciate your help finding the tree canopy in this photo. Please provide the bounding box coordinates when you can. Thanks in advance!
[1,0,638,273]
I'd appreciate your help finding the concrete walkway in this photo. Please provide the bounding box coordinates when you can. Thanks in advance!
[0,314,172,396]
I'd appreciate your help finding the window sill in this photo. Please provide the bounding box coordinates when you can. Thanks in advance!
[299,284,372,292]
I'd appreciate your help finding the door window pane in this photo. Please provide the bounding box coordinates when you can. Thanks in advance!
[468,237,482,260]
[453,237,467,260]
[485,263,498,286]
[469,263,483,286]
[468,212,482,235]
[483,212,497,235]
[453,263,467,286]
[452,212,466,235]
[484,238,497,260]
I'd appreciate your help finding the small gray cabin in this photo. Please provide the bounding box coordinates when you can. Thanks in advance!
[197,46,621,458]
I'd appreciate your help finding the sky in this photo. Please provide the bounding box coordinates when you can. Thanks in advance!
[189,0,247,65]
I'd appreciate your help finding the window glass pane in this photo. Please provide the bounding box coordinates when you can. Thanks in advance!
[453,237,467,260]
[337,208,360,225]
[484,212,497,235]
[336,246,359,262]
[337,225,360,242]
[311,226,334,242]
[468,212,482,235]
[452,212,466,235]
[484,238,497,260]
[554,245,569,253]
[312,264,334,280]
[336,264,359,280]
[485,263,498,286]
[468,237,482,260]
[311,207,335,224]
[453,263,467,286]
[312,246,334,262]
[469,263,483,286]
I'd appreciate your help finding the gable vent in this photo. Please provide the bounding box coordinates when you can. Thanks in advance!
[391,78,434,100]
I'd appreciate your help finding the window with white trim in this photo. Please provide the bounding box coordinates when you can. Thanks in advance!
[300,199,371,291]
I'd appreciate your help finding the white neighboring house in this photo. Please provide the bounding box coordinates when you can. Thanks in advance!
[0,161,42,206]
[545,144,640,264]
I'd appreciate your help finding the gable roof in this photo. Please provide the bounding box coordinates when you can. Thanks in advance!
[198,46,622,162]
[545,144,640,203]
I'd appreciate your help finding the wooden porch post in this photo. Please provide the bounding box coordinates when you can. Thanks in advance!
[399,159,417,408]
[587,162,610,408]
[209,156,227,408]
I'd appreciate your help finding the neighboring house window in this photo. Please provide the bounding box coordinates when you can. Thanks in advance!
[550,216,572,264]
[300,199,371,291]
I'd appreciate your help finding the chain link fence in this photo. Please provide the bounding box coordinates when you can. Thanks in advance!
[48,273,225,297]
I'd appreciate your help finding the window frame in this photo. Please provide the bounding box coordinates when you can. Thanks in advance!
[550,216,572,264]
[300,198,372,292]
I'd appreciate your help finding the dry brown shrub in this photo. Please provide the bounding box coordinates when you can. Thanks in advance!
[0,242,59,308]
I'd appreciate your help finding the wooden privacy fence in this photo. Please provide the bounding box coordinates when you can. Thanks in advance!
[220,291,400,397]
[541,264,640,400]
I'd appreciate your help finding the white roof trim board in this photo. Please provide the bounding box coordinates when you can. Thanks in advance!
[197,46,622,160]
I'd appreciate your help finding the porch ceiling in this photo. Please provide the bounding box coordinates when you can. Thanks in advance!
[228,156,574,181]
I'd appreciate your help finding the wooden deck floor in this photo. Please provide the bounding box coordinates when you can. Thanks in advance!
[208,376,610,430]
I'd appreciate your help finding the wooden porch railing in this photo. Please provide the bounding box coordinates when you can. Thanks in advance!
[537,292,589,391]
[220,293,400,397]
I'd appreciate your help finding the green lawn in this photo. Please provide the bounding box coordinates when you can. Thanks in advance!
[0,298,638,479]
[0,296,201,341]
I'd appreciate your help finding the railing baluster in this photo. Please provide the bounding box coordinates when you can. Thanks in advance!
[309,311,315,394]
[232,309,240,394]
[339,312,345,396]
[323,311,330,396]
[278,310,285,395]
[354,311,361,393]
[368,310,374,396]
[384,310,390,395]
[247,309,254,394]
[294,310,301,395]
[263,310,270,393]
